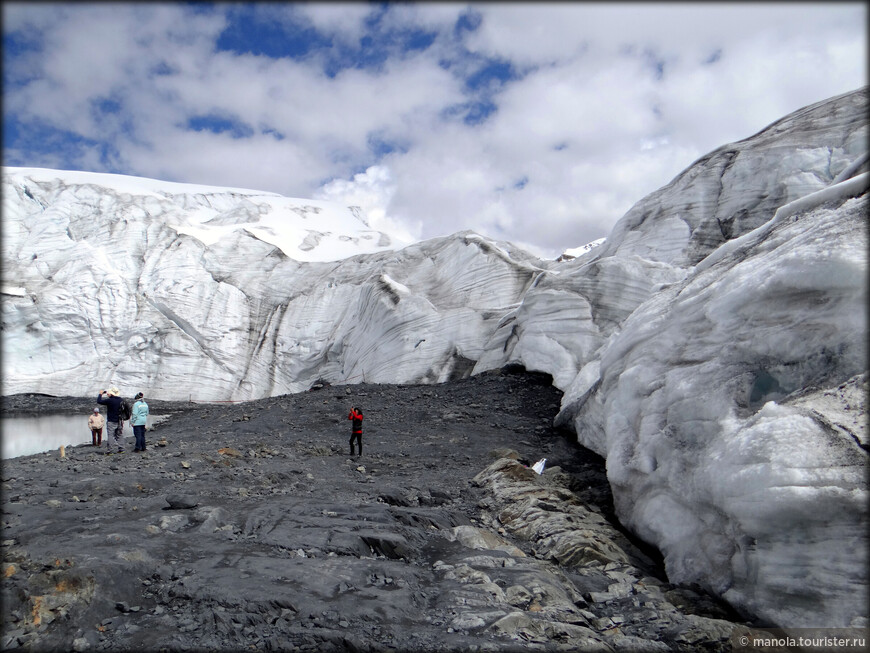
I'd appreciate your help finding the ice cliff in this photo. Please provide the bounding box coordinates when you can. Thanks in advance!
[476,87,869,629]
[2,87,867,630]
[2,169,546,399]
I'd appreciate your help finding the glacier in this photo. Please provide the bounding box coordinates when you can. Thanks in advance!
[475,87,869,629]
[2,87,867,629]
[2,169,544,399]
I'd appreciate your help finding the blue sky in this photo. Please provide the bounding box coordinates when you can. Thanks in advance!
[2,2,866,257]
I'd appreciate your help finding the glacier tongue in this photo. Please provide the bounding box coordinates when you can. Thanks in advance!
[589,196,867,627]
[476,88,868,628]
[2,88,868,629]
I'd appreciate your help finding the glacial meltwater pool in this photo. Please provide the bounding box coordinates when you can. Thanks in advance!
[1,414,166,459]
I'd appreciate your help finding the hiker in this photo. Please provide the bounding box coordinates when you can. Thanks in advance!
[88,407,104,446]
[97,387,127,454]
[348,406,363,456]
[131,392,149,452]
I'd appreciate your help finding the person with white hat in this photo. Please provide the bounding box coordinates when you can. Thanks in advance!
[87,407,104,446]
[97,387,127,454]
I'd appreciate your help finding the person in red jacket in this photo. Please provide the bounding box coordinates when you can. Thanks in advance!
[348,407,363,456]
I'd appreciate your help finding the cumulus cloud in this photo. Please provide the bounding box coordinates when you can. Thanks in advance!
[2,2,866,258]
[314,165,416,246]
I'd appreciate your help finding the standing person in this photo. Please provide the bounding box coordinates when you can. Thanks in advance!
[348,406,363,456]
[97,387,125,455]
[88,408,104,446]
[131,392,149,452]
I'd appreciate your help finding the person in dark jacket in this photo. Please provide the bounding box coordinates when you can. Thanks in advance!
[97,387,125,454]
[348,407,363,456]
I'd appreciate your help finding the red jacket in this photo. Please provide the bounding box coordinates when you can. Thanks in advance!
[348,409,363,433]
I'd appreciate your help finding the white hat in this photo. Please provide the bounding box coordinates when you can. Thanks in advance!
[93,407,100,413]
[108,387,119,397]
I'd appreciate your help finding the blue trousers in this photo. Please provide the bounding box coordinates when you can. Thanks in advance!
[133,424,146,451]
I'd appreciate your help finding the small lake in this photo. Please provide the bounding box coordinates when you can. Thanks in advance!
[1,414,167,459]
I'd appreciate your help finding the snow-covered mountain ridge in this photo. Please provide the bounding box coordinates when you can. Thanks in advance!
[3,166,407,264]
[2,87,867,630]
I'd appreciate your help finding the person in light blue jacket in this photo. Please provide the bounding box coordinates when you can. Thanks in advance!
[131,392,149,452]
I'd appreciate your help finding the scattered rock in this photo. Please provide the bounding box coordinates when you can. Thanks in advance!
[0,374,749,651]
[165,495,198,509]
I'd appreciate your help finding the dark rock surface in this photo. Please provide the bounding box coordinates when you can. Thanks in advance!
[1,371,750,651]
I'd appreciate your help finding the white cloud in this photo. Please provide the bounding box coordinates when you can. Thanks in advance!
[314,165,417,245]
[292,2,376,43]
[3,2,866,259]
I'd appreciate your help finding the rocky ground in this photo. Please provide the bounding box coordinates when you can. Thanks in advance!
[1,370,753,652]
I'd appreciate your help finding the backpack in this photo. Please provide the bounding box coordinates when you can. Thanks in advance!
[120,399,132,421]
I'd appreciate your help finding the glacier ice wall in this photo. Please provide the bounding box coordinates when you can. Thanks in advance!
[476,87,869,628]
[590,195,866,628]
[1,172,546,400]
[2,88,867,629]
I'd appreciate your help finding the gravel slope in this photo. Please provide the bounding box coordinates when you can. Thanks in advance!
[1,370,748,651]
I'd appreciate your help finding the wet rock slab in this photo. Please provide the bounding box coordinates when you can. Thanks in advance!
[1,372,748,651]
